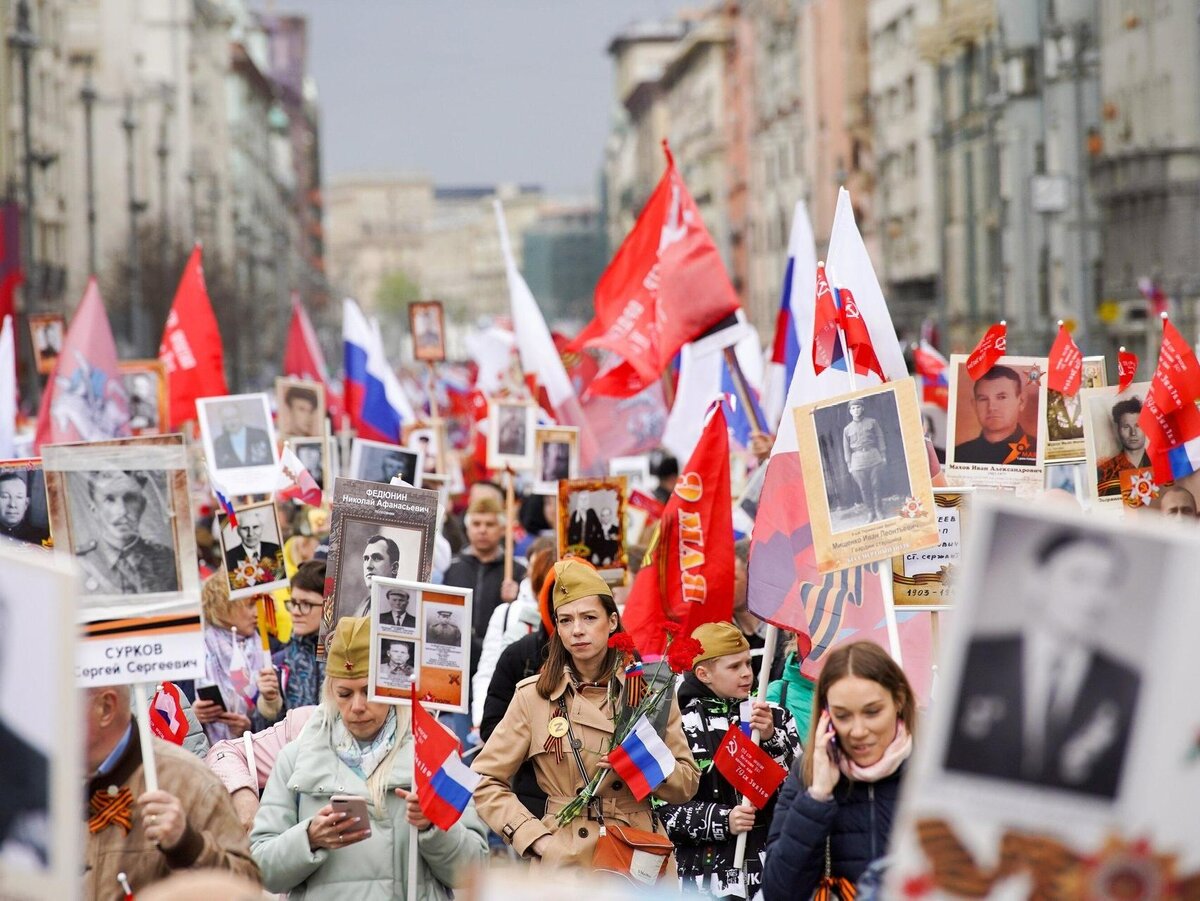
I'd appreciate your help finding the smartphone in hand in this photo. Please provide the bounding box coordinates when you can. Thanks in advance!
[196,684,227,712]
[330,794,372,840]
[824,708,840,763]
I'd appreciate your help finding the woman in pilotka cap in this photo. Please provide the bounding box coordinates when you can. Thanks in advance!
[471,558,700,876]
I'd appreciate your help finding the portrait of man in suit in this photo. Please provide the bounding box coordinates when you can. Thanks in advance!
[211,402,273,469]
[352,534,400,618]
[589,504,621,566]
[223,507,283,578]
[944,527,1142,799]
[378,587,417,631]
[566,489,601,549]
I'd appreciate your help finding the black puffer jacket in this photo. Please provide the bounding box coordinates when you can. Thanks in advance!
[760,755,904,901]
[657,673,799,897]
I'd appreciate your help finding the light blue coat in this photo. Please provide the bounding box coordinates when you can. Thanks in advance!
[250,706,488,899]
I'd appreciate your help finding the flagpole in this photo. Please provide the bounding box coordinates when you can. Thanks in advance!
[503,467,515,583]
[733,623,777,869]
[722,347,766,436]
[408,704,419,901]
[426,361,441,419]
[131,681,159,792]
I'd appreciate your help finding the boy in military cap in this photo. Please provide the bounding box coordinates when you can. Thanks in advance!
[657,621,800,897]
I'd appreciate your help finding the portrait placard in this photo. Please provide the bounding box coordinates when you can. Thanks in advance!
[196,393,280,496]
[369,578,471,714]
[290,436,331,494]
[609,455,651,493]
[406,420,448,478]
[120,360,169,437]
[891,489,971,609]
[794,378,938,574]
[0,458,51,547]
[533,426,579,495]
[1080,381,1152,509]
[27,313,64,376]
[945,355,1048,494]
[409,300,446,363]
[1044,355,1106,463]
[319,477,438,655]
[42,435,204,685]
[0,544,79,899]
[487,399,537,471]
[217,500,289,600]
[885,497,1200,898]
[275,377,326,439]
[349,438,423,488]
[557,476,628,586]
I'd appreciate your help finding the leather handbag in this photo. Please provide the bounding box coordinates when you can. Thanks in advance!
[591,821,674,885]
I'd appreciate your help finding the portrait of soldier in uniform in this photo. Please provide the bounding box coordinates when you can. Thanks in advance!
[954,365,1038,467]
[0,471,49,546]
[70,470,179,596]
[426,609,462,647]
[377,638,415,689]
[124,372,160,432]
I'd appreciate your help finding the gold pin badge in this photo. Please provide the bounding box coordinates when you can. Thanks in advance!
[547,716,569,739]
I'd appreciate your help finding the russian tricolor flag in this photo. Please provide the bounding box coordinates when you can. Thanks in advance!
[608,715,677,801]
[412,690,481,831]
[343,298,413,443]
[914,339,949,409]
[764,201,817,430]
[1166,436,1200,480]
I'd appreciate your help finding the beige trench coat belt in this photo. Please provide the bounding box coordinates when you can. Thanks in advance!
[543,794,648,822]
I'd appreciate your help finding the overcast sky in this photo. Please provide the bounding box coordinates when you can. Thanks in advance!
[261,1,691,196]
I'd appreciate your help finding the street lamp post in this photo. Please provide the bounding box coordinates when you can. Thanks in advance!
[122,94,147,354]
[80,66,98,276]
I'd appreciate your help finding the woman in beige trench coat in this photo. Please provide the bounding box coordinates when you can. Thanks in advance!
[472,559,699,877]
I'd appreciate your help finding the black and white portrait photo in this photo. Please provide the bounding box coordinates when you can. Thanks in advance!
[120,361,166,435]
[497,404,527,457]
[532,426,579,495]
[812,392,911,532]
[407,427,441,476]
[409,301,446,363]
[0,463,49,547]
[943,511,1155,800]
[561,483,623,569]
[28,314,63,376]
[219,502,288,600]
[377,584,418,633]
[376,637,417,689]
[487,400,536,470]
[541,441,570,480]
[197,394,279,496]
[425,607,462,647]
[335,520,424,622]
[292,438,327,490]
[275,378,325,439]
[64,469,180,597]
[349,439,422,488]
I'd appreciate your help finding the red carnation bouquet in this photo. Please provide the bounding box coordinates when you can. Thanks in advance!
[555,623,703,825]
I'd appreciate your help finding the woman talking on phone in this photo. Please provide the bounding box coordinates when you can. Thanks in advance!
[761,641,917,900]
[250,617,487,899]
[472,559,699,877]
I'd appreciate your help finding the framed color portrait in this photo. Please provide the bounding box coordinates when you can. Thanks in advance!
[409,300,446,363]
[275,377,326,440]
[120,360,168,437]
[196,393,280,496]
[794,378,938,574]
[28,313,64,376]
[1044,355,1107,464]
[557,476,628,586]
[368,578,471,714]
[533,426,579,495]
[486,399,537,471]
[217,500,289,600]
[1080,381,1153,509]
[319,478,438,655]
[945,355,1048,494]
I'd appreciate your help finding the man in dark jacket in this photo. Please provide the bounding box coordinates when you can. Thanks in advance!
[657,622,799,898]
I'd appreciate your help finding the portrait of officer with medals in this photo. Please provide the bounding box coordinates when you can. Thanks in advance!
[69,469,179,596]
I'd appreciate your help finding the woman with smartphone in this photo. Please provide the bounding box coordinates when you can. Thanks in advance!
[760,641,917,900]
[249,616,488,899]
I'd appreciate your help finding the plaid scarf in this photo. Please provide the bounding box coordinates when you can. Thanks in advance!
[281,633,325,709]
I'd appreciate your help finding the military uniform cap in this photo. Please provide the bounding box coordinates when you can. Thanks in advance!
[550,558,612,611]
[327,616,372,678]
[691,621,750,667]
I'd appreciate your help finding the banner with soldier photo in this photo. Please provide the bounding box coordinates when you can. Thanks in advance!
[794,378,938,574]
[196,393,280,496]
[0,544,80,899]
[1044,355,1106,464]
[886,497,1200,898]
[0,459,51,548]
[319,477,439,655]
[1081,381,1154,510]
[368,578,471,714]
[557,476,628,586]
[945,355,1048,495]
[42,435,204,686]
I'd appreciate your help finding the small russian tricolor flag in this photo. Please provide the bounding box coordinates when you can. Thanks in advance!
[738,699,754,737]
[608,715,677,801]
[412,689,481,830]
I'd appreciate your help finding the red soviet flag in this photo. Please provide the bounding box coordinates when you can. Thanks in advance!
[574,142,741,398]
[1046,322,1084,396]
[712,724,788,810]
[837,287,884,381]
[1146,318,1200,416]
[34,277,130,450]
[1118,348,1138,393]
[965,322,1007,380]
[159,244,228,427]
[283,294,342,421]
[622,403,734,657]
[811,263,840,375]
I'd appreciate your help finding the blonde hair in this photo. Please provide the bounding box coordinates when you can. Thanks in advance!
[201,572,257,630]
[466,495,504,519]
[322,676,412,815]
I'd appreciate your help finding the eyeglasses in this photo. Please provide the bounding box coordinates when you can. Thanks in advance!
[286,600,322,615]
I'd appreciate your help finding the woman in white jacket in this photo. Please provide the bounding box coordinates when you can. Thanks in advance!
[250,616,488,899]
[470,536,555,730]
